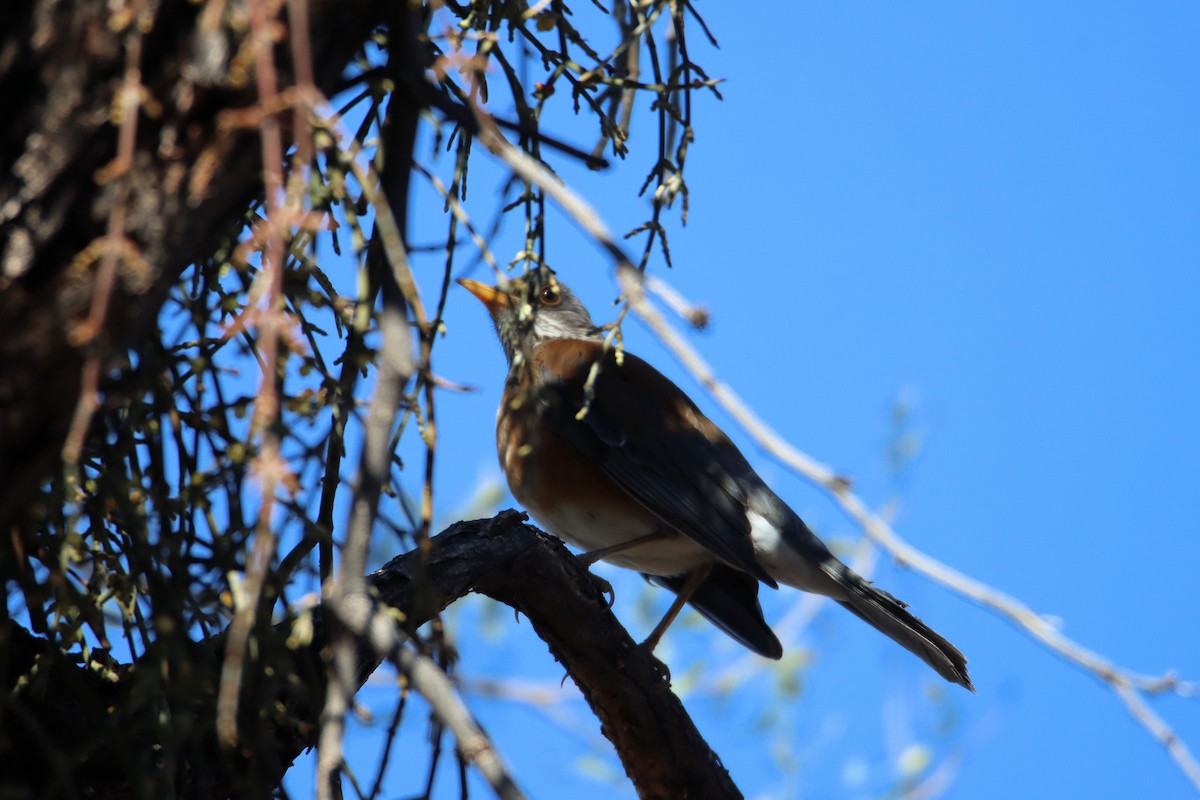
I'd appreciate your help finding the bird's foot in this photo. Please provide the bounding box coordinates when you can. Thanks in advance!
[635,639,672,685]
[587,573,615,608]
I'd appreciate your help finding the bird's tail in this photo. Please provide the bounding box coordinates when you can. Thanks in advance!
[836,576,974,691]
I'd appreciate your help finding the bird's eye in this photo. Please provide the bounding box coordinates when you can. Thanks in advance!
[540,285,561,306]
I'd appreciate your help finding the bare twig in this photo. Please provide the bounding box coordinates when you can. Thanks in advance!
[61,14,146,464]
[476,122,628,268]
[644,274,709,329]
[316,190,417,800]
[315,255,416,800]
[216,0,293,748]
[329,592,526,800]
[317,10,423,795]
[413,162,502,276]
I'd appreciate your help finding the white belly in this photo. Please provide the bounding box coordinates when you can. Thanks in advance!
[522,495,714,577]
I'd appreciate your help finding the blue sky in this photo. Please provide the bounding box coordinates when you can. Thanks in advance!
[287,2,1200,797]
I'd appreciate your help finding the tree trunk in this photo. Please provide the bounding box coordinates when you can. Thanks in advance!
[0,3,745,797]
[0,0,383,532]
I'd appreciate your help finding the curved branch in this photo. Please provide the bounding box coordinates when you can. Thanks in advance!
[2,512,743,799]
[368,510,744,800]
[616,269,1200,792]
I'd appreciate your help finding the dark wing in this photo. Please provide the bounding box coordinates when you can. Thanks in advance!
[534,340,776,587]
[647,566,782,659]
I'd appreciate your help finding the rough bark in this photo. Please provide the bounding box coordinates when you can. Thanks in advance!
[0,3,745,798]
[0,0,385,532]
[1,512,743,799]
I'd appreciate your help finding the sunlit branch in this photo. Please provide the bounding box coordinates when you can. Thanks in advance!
[477,102,1200,794]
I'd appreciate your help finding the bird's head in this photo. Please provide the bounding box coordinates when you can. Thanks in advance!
[458,272,602,365]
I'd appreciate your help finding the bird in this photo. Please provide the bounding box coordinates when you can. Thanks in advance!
[459,271,973,690]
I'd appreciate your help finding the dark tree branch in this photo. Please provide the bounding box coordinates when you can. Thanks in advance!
[1,512,742,799]
[411,512,745,800]
[0,4,745,798]
[0,0,389,533]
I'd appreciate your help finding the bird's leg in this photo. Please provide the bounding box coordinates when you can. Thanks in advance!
[641,563,714,654]
[576,530,669,567]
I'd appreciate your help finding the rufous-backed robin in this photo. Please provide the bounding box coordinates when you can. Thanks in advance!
[460,272,973,690]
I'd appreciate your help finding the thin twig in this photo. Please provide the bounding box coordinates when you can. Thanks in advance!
[644,274,708,329]
[62,15,145,464]
[476,121,627,268]
[413,163,502,275]
[315,209,416,800]
[617,267,1200,793]
[317,10,424,795]
[216,0,293,749]
[329,592,526,800]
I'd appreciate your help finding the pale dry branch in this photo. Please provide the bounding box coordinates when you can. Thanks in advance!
[316,286,416,799]
[318,10,425,794]
[478,113,1200,794]
[329,592,526,800]
[61,16,146,466]
[216,0,299,748]
[644,274,709,329]
[618,265,1200,794]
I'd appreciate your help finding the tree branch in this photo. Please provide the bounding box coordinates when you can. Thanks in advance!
[316,6,425,794]
[471,101,1200,794]
[1,512,743,799]
[368,511,744,800]
[616,268,1200,793]
[0,0,389,533]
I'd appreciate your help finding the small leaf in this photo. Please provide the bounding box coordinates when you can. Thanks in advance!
[897,743,932,777]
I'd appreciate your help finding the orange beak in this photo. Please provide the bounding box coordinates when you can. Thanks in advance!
[457,278,511,312]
